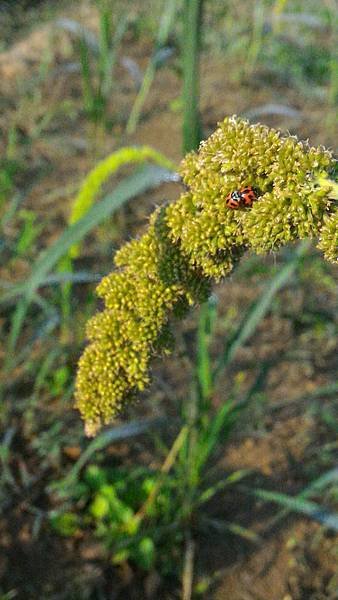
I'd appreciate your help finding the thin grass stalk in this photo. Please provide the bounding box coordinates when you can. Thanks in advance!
[99,11,128,124]
[134,425,189,523]
[244,0,265,76]
[213,241,310,382]
[196,296,217,404]
[182,0,203,153]
[98,7,112,89]
[79,2,127,127]
[126,0,177,135]
[58,255,73,340]
[179,0,204,532]
[78,37,95,118]
[182,532,195,600]
[326,0,338,131]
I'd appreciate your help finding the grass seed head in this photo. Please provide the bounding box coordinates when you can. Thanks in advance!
[75,116,336,434]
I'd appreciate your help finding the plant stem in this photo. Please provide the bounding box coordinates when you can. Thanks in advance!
[134,425,189,523]
[182,531,195,600]
[126,0,177,135]
[182,0,203,153]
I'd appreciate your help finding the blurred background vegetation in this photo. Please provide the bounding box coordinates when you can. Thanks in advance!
[0,0,337,598]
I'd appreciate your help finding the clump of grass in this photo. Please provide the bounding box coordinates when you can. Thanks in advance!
[76,1,127,128]
[75,116,336,435]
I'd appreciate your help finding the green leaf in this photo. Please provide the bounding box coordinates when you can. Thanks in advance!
[84,464,108,490]
[266,467,338,528]
[68,146,176,256]
[194,400,238,471]
[135,537,155,570]
[197,469,251,506]
[90,493,111,519]
[254,488,338,531]
[196,295,218,400]
[126,0,178,134]
[225,522,260,542]
[112,548,130,564]
[50,512,80,536]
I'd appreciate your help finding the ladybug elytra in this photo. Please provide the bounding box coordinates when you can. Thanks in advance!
[226,186,257,209]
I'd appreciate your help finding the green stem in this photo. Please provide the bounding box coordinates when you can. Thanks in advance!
[182,0,203,153]
[58,255,73,339]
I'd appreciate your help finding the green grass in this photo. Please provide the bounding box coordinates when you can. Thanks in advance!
[62,1,128,128]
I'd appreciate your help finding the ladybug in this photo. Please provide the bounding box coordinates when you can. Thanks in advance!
[226,186,257,209]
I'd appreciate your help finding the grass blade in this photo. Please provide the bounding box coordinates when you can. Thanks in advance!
[253,488,338,532]
[194,400,239,472]
[135,425,189,523]
[303,468,338,495]
[202,517,260,543]
[262,468,338,530]
[100,13,128,102]
[35,271,104,287]
[182,0,203,153]
[196,295,218,401]
[56,18,99,52]
[271,381,338,413]
[197,469,250,506]
[225,522,260,543]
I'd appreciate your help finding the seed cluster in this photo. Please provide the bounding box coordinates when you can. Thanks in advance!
[167,117,335,276]
[75,116,336,435]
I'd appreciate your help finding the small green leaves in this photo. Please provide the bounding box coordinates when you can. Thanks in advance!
[50,512,81,536]
[133,537,155,570]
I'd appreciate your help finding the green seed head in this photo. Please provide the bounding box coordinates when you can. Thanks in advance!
[75,116,336,435]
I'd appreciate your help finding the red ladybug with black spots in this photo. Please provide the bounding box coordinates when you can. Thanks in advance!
[226,186,257,209]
